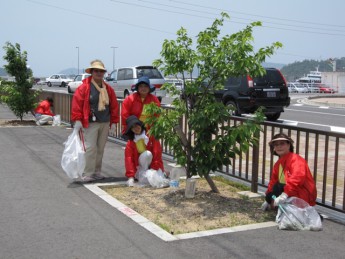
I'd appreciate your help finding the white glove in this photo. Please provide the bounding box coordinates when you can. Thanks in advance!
[274,192,288,207]
[109,123,116,136]
[127,177,134,187]
[261,201,270,211]
[74,120,83,132]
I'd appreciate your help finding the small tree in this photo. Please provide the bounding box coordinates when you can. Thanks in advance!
[1,42,38,120]
[145,13,282,193]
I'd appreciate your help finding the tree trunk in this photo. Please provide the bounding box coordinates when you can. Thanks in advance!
[205,174,220,193]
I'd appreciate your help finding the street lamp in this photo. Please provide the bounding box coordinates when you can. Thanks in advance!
[76,46,79,75]
[110,46,118,71]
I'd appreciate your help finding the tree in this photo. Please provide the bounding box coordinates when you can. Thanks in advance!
[1,42,38,120]
[145,13,282,193]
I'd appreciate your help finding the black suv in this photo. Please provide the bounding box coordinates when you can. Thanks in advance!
[214,68,290,121]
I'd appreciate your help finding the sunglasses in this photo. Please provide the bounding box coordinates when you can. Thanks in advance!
[93,69,105,73]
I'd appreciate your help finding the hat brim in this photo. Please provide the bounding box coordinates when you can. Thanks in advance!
[133,83,155,93]
[85,67,107,74]
[124,118,144,136]
[269,137,294,145]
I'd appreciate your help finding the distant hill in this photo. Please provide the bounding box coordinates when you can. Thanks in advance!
[281,58,345,81]
[59,68,79,75]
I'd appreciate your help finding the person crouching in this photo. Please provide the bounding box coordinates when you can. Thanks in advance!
[123,115,164,187]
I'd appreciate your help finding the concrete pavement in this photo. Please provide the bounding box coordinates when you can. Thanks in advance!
[1,103,345,259]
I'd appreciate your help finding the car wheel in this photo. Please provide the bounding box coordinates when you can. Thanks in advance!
[266,112,281,121]
[67,86,72,94]
[158,97,162,103]
[60,82,66,87]
[225,100,240,116]
[124,91,129,99]
[47,82,52,87]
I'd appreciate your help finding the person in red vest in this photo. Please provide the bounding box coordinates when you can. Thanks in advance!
[72,59,119,182]
[262,133,317,211]
[123,115,164,187]
[121,76,160,135]
[34,97,54,125]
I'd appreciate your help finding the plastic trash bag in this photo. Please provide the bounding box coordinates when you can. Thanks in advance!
[138,169,169,188]
[52,114,61,126]
[276,197,322,231]
[61,130,86,179]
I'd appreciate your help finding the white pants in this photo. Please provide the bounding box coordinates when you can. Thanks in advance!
[83,122,109,177]
[136,150,153,178]
[36,114,53,125]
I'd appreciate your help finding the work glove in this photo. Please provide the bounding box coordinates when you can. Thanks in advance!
[261,201,270,211]
[127,177,135,187]
[74,120,83,132]
[109,123,116,136]
[273,192,288,207]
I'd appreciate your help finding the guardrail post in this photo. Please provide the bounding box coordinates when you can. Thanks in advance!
[251,129,260,193]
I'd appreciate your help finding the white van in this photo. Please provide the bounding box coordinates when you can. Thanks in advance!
[105,66,166,101]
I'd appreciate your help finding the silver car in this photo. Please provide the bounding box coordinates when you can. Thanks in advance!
[67,73,91,93]
[105,66,166,100]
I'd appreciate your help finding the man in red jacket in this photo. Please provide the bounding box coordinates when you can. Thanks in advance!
[121,76,160,135]
[34,97,55,125]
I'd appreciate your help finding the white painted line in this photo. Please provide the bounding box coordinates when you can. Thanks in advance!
[293,104,303,106]
[175,222,277,240]
[84,183,278,242]
[319,106,330,109]
[330,126,345,133]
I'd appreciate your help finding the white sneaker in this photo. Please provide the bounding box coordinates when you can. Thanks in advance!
[127,177,135,187]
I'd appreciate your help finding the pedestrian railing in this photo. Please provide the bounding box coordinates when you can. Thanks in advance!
[39,91,345,213]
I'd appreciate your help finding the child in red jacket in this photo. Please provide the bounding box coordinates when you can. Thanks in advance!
[123,115,164,186]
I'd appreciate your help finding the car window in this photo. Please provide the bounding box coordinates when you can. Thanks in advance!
[117,69,126,80]
[76,75,82,81]
[137,68,163,79]
[124,69,133,80]
[225,77,241,87]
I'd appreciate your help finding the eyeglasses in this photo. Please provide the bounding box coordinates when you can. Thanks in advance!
[272,141,289,147]
[93,69,105,73]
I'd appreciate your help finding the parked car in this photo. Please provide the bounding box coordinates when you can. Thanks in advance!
[46,74,73,87]
[213,68,290,121]
[287,82,308,93]
[67,73,91,93]
[164,78,184,91]
[301,83,320,93]
[105,66,166,101]
[316,84,337,93]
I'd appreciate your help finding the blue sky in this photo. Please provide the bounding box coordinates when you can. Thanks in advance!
[2,0,345,76]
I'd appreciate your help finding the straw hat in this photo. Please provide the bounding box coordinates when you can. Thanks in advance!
[85,59,107,74]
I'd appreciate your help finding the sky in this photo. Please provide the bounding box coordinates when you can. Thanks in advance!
[1,0,345,77]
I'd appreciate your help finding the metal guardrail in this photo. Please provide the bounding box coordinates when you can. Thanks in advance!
[39,91,345,213]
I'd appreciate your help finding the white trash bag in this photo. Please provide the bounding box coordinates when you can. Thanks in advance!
[138,169,169,188]
[61,130,86,179]
[276,196,322,231]
[52,114,61,126]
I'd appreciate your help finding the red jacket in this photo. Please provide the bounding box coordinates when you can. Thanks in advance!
[266,152,317,206]
[71,77,119,128]
[121,92,160,134]
[125,135,164,178]
[35,100,54,116]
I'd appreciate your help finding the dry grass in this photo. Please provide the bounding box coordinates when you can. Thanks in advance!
[101,176,276,235]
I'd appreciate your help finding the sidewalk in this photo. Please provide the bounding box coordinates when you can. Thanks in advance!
[1,103,345,259]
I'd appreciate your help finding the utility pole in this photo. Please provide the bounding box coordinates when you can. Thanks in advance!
[111,46,118,71]
[76,46,79,74]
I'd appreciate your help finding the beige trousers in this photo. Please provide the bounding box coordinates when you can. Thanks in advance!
[83,122,109,176]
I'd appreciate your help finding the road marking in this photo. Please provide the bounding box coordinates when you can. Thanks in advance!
[286,108,345,117]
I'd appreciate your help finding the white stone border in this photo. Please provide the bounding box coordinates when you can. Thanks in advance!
[84,182,277,242]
